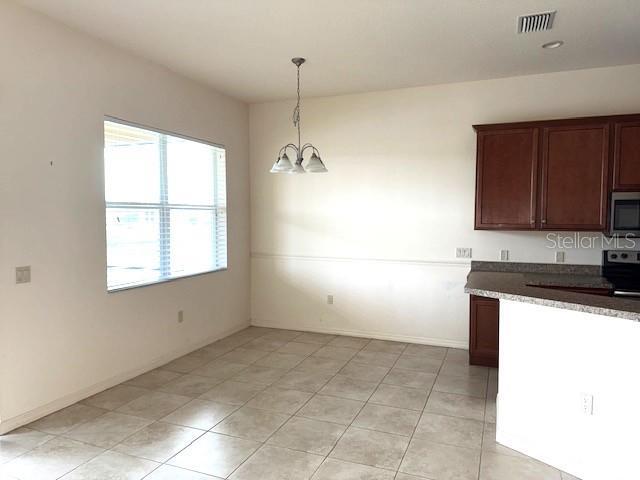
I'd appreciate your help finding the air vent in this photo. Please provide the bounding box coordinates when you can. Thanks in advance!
[518,11,556,33]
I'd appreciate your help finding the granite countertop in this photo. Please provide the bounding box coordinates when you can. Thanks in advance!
[523,272,612,289]
[464,262,640,322]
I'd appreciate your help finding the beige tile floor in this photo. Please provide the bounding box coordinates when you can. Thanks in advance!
[0,327,581,480]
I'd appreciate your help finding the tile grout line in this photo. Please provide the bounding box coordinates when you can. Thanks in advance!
[171,329,310,479]
[24,400,190,479]
[7,329,274,480]
[222,334,374,479]
[57,384,220,478]
[115,328,275,479]
[304,338,389,478]
[11,329,494,480]
[392,346,447,480]
[117,328,279,479]
[140,337,530,478]
[133,332,268,475]
[476,364,492,480]
[321,340,410,478]
[148,327,289,478]
[159,336,443,478]
[27,333,322,477]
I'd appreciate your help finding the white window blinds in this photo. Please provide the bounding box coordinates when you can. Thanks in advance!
[104,119,227,291]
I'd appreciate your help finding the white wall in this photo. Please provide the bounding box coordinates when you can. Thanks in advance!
[498,300,640,480]
[0,1,250,432]
[249,64,640,345]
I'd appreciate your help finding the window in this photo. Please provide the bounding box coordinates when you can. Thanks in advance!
[104,119,227,291]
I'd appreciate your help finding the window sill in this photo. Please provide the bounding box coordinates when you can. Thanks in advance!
[107,267,228,293]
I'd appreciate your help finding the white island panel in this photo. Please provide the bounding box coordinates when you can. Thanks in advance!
[497,300,640,480]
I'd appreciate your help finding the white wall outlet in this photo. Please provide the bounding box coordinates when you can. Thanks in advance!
[555,251,566,263]
[177,310,184,323]
[456,248,472,259]
[581,393,594,415]
[327,295,334,305]
[16,266,31,284]
[499,250,509,261]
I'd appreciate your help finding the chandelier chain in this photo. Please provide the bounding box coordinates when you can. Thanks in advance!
[293,64,301,152]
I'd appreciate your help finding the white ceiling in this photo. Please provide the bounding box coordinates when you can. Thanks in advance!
[17,0,640,103]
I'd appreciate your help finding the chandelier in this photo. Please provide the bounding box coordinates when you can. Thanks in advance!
[270,58,327,174]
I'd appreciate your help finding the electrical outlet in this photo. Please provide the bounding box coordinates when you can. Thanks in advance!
[16,266,31,284]
[555,251,566,263]
[177,310,184,323]
[456,248,472,259]
[499,250,509,261]
[581,393,594,415]
[327,295,334,305]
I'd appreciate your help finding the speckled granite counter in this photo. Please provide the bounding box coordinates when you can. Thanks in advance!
[464,262,640,321]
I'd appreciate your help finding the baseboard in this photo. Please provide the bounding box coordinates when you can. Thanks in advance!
[250,318,468,349]
[0,321,250,435]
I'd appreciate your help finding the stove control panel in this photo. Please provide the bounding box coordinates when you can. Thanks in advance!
[605,250,640,264]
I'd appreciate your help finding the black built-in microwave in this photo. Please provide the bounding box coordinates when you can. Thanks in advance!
[610,192,640,237]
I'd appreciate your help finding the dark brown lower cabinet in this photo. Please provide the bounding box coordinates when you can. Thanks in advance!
[469,295,499,368]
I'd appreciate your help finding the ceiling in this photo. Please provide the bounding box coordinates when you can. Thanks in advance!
[17,0,640,103]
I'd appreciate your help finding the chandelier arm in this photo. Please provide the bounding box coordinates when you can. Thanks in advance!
[300,143,320,156]
[278,143,299,158]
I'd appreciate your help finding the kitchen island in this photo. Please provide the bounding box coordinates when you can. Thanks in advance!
[465,264,640,480]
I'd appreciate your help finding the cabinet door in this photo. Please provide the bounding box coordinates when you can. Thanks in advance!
[613,121,640,191]
[540,124,610,231]
[469,295,499,368]
[475,128,538,229]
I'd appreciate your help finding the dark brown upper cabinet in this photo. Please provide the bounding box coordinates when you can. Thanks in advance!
[474,114,640,232]
[613,121,640,191]
[475,129,538,230]
[540,123,609,231]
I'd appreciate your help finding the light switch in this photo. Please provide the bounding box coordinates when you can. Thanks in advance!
[456,248,472,259]
[499,250,509,261]
[16,266,31,284]
[555,251,565,263]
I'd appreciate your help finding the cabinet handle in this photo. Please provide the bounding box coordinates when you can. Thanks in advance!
[542,219,547,224]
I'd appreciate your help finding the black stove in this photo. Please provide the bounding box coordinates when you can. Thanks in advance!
[602,250,640,298]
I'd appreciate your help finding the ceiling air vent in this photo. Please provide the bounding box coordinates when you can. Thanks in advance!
[518,11,556,33]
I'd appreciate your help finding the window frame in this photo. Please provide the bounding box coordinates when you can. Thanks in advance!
[103,116,228,293]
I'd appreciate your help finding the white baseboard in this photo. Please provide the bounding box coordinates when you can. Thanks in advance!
[0,321,250,435]
[250,318,468,349]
